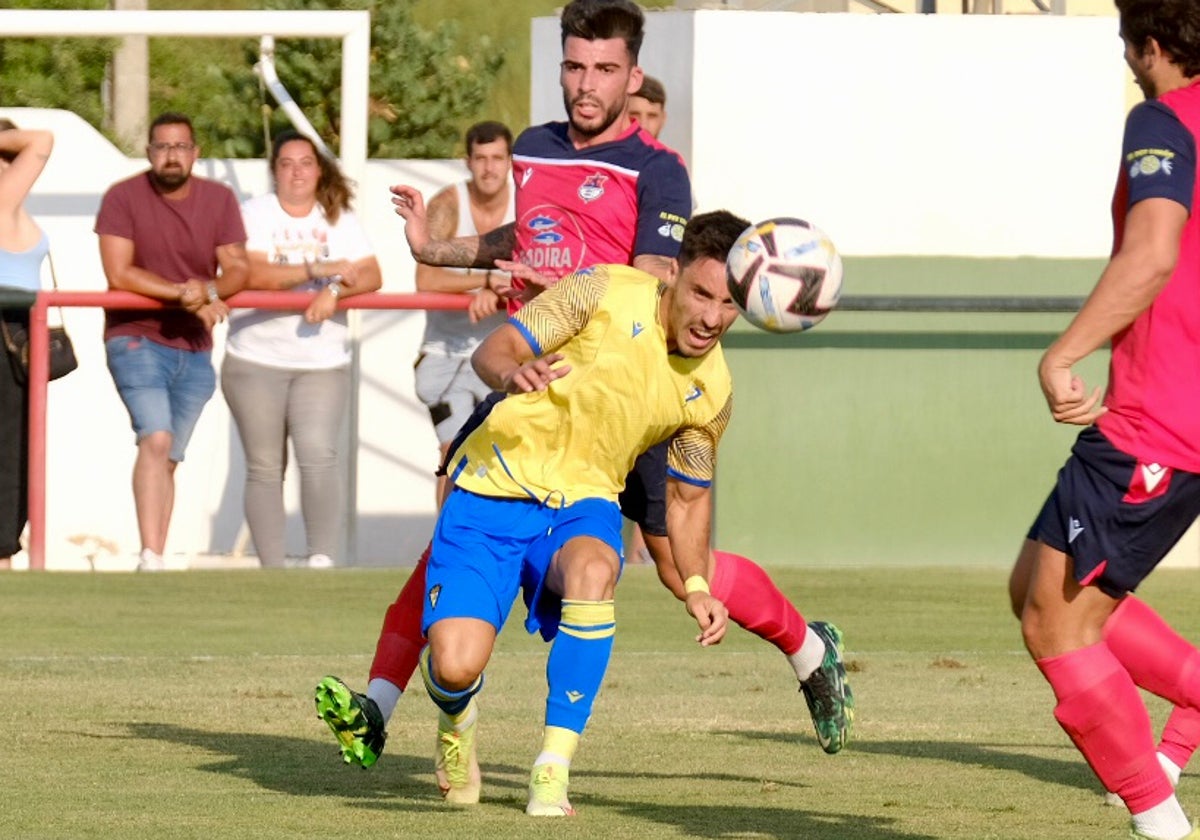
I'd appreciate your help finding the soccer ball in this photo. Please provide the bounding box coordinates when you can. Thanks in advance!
[726,217,843,333]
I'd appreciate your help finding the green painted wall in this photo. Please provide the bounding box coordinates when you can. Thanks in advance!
[713,256,1109,568]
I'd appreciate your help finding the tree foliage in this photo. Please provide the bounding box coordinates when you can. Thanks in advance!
[203,0,505,158]
[0,0,504,159]
[0,0,114,132]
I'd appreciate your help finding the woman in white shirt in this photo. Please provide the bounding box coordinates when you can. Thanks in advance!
[0,120,53,570]
[222,130,382,568]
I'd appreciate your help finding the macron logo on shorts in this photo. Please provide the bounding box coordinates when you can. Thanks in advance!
[1068,517,1084,544]
[1124,461,1172,504]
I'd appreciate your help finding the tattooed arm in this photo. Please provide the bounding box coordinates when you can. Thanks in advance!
[391,183,516,270]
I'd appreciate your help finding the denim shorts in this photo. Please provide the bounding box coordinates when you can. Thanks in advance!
[105,335,216,463]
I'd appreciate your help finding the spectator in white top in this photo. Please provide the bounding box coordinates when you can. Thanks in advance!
[221,129,382,568]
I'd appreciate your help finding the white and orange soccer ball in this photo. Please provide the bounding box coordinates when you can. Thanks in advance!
[725,217,843,333]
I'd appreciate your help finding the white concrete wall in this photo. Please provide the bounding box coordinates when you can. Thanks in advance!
[1,108,461,569]
[0,11,1147,568]
[534,10,1126,257]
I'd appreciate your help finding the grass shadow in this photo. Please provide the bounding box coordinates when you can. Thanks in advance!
[585,796,939,840]
[722,731,1097,794]
[124,722,528,802]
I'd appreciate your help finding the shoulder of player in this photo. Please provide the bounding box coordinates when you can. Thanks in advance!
[513,121,567,155]
[1128,97,1192,135]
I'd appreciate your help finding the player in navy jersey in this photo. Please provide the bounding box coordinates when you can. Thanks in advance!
[1007,2,1200,837]
[316,0,852,805]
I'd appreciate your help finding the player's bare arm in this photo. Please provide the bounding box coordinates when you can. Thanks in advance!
[665,475,729,646]
[492,258,557,302]
[1039,196,1187,425]
[472,323,571,394]
[633,253,677,283]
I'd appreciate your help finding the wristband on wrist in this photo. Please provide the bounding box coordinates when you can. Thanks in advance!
[327,281,341,300]
[205,280,219,304]
[683,575,710,595]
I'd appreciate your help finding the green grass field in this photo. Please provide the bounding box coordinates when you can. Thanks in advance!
[2,564,1197,839]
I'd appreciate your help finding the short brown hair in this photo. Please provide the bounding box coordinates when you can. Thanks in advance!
[560,0,645,63]
[148,111,194,143]
[465,121,513,156]
[633,76,666,107]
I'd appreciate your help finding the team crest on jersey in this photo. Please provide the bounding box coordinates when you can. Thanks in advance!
[428,584,441,611]
[578,173,608,203]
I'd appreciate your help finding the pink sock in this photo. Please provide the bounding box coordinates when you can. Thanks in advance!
[709,550,807,655]
[1037,643,1173,813]
[368,543,429,691]
[1105,596,1200,769]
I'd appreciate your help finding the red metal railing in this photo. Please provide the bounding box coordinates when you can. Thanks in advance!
[25,289,470,570]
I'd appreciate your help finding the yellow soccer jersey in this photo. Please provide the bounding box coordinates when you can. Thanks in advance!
[449,264,733,506]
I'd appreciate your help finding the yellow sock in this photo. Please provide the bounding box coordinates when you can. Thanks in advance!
[534,725,580,768]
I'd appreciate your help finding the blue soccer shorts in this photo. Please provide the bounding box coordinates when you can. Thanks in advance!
[1027,426,1200,597]
[424,488,623,641]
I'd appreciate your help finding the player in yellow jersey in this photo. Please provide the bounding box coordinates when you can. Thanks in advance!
[419,210,742,816]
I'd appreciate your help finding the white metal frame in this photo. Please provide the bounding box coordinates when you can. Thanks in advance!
[0,9,370,185]
[0,9,373,564]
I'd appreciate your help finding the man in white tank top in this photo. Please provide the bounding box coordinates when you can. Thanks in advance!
[413,121,515,502]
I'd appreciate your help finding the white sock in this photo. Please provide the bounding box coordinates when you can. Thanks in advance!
[1131,795,1191,840]
[1159,752,1184,789]
[366,678,403,725]
[788,625,828,682]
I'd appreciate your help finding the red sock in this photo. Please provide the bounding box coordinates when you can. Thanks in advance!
[367,542,430,691]
[709,550,807,656]
[1104,596,1200,769]
[1159,707,1200,771]
[1037,643,1172,813]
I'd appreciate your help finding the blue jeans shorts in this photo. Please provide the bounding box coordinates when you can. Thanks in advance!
[105,335,216,463]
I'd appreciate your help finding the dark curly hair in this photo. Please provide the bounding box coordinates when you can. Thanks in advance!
[1117,0,1200,76]
[678,211,752,269]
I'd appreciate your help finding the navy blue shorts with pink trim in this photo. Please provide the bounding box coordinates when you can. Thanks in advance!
[1027,426,1200,597]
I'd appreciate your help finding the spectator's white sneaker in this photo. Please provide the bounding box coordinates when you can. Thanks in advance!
[308,554,334,569]
[137,549,165,572]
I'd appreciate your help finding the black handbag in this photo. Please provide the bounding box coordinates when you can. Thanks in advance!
[1,252,78,385]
